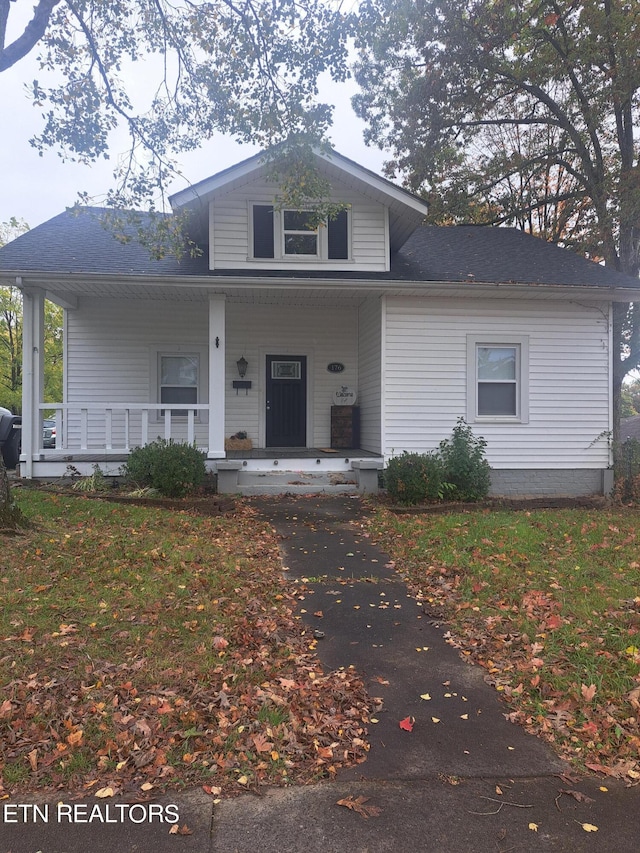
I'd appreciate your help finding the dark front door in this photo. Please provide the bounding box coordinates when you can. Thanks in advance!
[266,355,307,447]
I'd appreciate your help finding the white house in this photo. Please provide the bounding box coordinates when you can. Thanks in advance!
[1,147,639,495]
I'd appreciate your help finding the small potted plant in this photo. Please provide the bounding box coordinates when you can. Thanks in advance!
[224,431,253,451]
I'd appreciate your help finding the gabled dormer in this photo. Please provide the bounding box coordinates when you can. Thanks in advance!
[169,147,429,273]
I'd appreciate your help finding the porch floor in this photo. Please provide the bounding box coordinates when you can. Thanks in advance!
[225,447,382,460]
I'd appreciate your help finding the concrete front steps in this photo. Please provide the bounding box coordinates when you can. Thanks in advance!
[216,458,382,495]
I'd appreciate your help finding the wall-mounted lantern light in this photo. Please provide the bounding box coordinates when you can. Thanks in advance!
[233,355,251,394]
[236,355,248,378]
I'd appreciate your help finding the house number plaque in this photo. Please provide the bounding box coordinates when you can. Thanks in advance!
[327,362,345,373]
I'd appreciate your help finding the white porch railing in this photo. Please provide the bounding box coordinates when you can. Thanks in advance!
[37,404,212,453]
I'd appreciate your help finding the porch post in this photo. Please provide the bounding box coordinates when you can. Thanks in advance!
[21,286,45,478]
[208,294,226,458]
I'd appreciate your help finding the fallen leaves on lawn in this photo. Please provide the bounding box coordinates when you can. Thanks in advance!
[0,498,373,797]
[369,507,640,783]
[336,795,381,818]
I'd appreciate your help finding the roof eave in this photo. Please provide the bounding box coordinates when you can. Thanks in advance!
[5,270,639,301]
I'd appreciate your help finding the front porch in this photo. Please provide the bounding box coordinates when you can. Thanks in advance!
[17,281,385,493]
[19,402,382,493]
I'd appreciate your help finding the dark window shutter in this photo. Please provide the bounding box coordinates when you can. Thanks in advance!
[328,210,348,259]
[253,205,274,258]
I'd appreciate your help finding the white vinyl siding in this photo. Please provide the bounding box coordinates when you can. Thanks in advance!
[210,177,388,271]
[65,297,359,451]
[383,297,611,468]
[225,301,358,447]
[65,298,210,448]
[358,297,382,452]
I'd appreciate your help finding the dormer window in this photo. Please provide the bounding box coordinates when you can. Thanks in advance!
[283,210,318,256]
[251,204,349,261]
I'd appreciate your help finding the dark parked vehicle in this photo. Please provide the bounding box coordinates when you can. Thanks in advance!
[0,407,22,469]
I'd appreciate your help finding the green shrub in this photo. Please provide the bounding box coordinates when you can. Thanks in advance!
[124,439,206,498]
[385,451,447,505]
[438,418,491,501]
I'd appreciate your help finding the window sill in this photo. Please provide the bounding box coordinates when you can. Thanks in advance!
[473,416,525,424]
[247,255,353,264]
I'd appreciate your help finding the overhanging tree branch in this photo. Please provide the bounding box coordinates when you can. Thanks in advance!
[0,0,61,72]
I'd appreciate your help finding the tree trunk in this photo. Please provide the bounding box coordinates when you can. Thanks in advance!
[0,455,25,531]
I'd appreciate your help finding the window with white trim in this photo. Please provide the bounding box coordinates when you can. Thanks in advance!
[282,210,319,256]
[467,335,529,422]
[250,203,350,261]
[160,354,199,416]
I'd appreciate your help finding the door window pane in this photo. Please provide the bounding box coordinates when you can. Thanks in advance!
[271,360,301,379]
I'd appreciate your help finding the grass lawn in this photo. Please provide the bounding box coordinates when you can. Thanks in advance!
[0,488,370,798]
[368,505,640,783]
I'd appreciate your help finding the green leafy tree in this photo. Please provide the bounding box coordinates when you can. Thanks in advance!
[622,378,640,416]
[0,277,22,413]
[0,0,352,219]
[354,0,640,440]
[0,219,29,413]
[0,220,63,414]
[0,292,63,412]
[0,221,28,525]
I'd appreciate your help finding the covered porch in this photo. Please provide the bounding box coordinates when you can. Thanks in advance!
[17,280,384,491]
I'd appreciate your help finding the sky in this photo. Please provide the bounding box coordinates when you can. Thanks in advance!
[0,8,386,230]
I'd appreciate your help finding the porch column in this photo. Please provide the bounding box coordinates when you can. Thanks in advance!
[21,285,45,478]
[208,294,226,458]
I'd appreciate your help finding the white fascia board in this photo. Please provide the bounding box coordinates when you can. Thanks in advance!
[317,149,430,218]
[203,278,640,302]
[7,271,640,303]
[170,152,267,209]
[169,146,430,219]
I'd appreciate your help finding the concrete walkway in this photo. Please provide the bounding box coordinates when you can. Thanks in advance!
[2,495,639,852]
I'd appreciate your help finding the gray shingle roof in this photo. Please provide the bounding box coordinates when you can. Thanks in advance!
[1,207,638,289]
[0,208,209,277]
[395,226,639,288]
